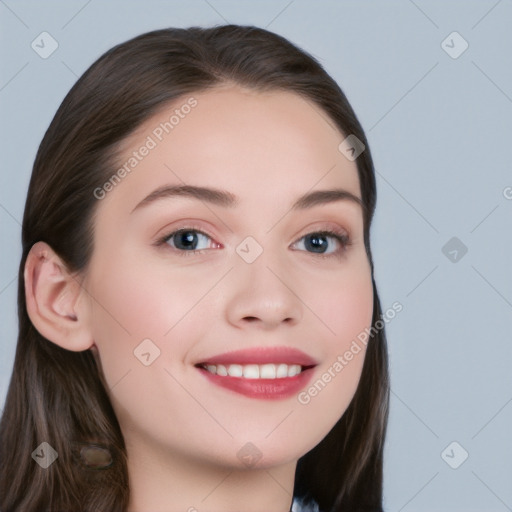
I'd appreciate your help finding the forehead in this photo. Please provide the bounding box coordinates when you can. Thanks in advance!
[101,85,361,215]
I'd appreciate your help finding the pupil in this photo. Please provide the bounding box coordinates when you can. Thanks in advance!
[306,234,327,253]
[176,231,197,250]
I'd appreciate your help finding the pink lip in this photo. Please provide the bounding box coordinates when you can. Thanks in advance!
[194,346,318,400]
[196,366,316,400]
[196,346,318,366]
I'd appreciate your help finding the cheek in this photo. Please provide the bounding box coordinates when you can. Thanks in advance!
[331,274,374,347]
[317,265,373,394]
[290,256,373,447]
[86,245,216,392]
[89,242,188,338]
[85,253,199,439]
[86,251,176,386]
[308,255,374,353]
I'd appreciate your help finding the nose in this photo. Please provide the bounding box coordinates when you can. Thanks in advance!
[224,255,303,331]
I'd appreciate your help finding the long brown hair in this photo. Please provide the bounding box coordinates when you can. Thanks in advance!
[0,25,389,511]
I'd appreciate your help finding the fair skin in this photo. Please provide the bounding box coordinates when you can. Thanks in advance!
[25,85,373,512]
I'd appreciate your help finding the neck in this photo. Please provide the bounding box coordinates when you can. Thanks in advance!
[125,436,296,512]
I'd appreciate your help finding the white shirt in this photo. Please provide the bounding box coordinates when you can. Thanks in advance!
[291,496,321,512]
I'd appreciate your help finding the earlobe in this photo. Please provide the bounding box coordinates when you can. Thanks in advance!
[24,241,94,352]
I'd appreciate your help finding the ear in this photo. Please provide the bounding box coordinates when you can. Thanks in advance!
[24,241,95,352]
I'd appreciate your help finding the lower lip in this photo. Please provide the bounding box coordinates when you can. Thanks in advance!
[196,366,316,400]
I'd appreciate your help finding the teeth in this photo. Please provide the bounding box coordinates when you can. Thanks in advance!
[216,364,228,376]
[228,364,243,377]
[276,363,289,378]
[201,363,303,379]
[260,364,276,379]
[243,364,259,379]
[287,365,301,377]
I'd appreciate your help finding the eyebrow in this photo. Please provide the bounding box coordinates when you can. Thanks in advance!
[130,184,364,214]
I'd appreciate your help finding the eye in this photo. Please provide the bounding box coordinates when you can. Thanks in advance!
[157,226,219,256]
[155,226,351,258]
[291,229,351,259]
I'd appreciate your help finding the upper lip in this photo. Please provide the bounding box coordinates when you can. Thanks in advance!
[195,346,318,367]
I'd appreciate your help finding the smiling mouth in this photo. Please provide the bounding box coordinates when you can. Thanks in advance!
[195,362,315,379]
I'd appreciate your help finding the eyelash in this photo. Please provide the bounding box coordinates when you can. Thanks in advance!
[155,224,352,260]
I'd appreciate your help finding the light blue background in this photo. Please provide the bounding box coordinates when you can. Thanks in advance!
[1,1,511,511]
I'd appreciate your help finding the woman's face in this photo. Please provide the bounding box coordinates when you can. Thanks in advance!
[82,84,373,470]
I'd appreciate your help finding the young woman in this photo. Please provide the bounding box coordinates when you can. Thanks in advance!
[0,24,389,512]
